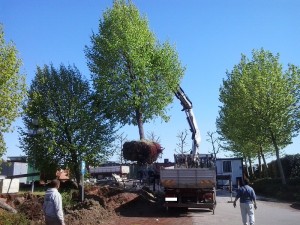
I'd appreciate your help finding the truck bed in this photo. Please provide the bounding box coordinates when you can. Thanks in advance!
[160,167,216,189]
[89,166,130,174]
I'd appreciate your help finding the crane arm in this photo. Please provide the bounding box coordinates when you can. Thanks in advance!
[175,87,201,157]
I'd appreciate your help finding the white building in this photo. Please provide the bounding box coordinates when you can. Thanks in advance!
[0,156,39,184]
[1,156,28,183]
[215,158,243,187]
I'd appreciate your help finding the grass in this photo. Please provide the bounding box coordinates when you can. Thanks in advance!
[0,209,30,225]
[18,185,46,196]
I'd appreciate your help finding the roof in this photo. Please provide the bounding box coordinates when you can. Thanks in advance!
[216,157,243,161]
[7,156,27,162]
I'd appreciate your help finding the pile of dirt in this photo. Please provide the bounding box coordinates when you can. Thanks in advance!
[64,199,114,225]
[3,193,44,221]
[84,185,140,210]
[17,194,44,222]
[0,185,159,225]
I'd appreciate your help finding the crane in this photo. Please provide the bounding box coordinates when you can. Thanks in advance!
[175,87,201,155]
[174,87,202,167]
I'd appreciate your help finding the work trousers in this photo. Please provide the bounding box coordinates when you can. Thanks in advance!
[240,202,255,225]
[45,215,64,225]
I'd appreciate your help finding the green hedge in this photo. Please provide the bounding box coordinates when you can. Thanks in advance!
[267,154,300,178]
[253,178,300,202]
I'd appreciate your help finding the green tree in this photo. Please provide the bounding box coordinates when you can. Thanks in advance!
[85,0,185,140]
[217,49,300,184]
[0,25,26,156]
[20,64,116,185]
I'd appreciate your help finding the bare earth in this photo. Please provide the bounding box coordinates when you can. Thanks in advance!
[1,185,196,225]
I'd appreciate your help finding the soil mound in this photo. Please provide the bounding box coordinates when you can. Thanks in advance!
[0,185,159,225]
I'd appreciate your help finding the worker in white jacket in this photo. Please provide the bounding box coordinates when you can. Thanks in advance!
[43,179,65,225]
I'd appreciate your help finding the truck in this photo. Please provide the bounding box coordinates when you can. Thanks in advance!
[160,87,217,213]
[89,165,130,179]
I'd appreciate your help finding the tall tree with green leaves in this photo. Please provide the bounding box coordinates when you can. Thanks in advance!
[20,64,116,185]
[0,25,26,156]
[85,0,185,140]
[217,49,300,184]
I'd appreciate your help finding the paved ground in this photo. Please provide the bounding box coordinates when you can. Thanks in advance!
[107,188,300,225]
[190,190,300,225]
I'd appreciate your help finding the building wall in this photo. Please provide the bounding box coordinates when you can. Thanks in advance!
[27,165,40,183]
[1,158,40,184]
[1,161,14,176]
[216,158,243,187]
[13,162,28,183]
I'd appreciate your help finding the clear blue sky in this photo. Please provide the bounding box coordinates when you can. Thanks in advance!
[1,0,300,163]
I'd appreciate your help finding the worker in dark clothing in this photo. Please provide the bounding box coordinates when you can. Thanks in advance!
[233,179,257,225]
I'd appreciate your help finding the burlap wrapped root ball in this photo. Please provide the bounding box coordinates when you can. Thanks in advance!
[122,140,163,164]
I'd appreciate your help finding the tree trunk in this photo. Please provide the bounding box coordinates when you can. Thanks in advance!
[275,147,286,184]
[270,131,286,184]
[70,149,81,186]
[66,129,81,185]
[248,157,254,177]
[244,155,249,178]
[136,109,145,140]
[74,163,81,187]
[260,145,269,177]
[257,151,262,178]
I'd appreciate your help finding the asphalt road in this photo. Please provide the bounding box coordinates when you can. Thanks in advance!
[106,188,300,225]
[190,190,300,225]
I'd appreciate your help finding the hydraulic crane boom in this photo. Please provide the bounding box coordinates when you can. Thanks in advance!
[160,86,216,212]
[175,87,201,159]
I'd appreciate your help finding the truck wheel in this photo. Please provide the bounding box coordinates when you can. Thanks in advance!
[166,207,176,213]
[179,207,188,212]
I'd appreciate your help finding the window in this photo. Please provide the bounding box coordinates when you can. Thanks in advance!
[223,161,232,173]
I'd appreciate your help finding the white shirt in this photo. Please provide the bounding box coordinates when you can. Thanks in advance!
[43,188,64,223]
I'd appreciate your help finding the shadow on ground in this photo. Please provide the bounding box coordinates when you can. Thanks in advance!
[115,195,190,217]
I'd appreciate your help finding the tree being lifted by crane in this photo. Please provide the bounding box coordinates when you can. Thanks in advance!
[122,140,163,165]
[121,87,214,168]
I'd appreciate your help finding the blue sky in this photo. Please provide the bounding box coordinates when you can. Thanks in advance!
[1,0,300,163]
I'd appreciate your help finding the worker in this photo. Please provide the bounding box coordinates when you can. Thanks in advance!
[233,179,257,225]
[43,179,65,225]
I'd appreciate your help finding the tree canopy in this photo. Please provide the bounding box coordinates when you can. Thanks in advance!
[85,0,185,140]
[20,64,116,184]
[217,49,300,184]
[0,25,26,156]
